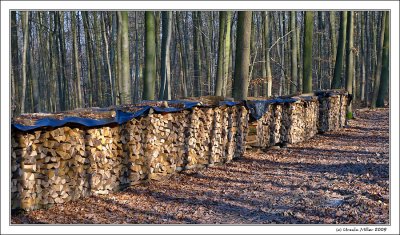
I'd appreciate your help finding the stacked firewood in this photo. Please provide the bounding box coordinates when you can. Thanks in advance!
[317,91,348,132]
[281,96,319,144]
[11,91,348,211]
[11,101,248,210]
[247,97,319,148]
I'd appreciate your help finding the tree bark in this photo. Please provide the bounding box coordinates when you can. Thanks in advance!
[159,11,172,100]
[371,12,386,108]
[119,11,131,104]
[193,11,202,97]
[345,11,355,118]
[302,11,313,93]
[143,11,156,100]
[331,11,347,89]
[21,11,29,113]
[376,12,389,107]
[223,11,232,97]
[215,11,226,96]
[290,11,298,94]
[101,12,114,105]
[11,11,19,115]
[263,11,272,97]
[232,11,252,100]
[72,12,83,108]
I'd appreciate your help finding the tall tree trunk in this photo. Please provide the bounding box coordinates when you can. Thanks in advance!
[302,11,313,93]
[143,11,156,100]
[193,11,202,97]
[72,11,83,108]
[215,11,226,96]
[201,12,212,95]
[345,11,355,118]
[101,12,114,105]
[331,11,347,89]
[159,11,172,100]
[376,12,389,107]
[134,12,141,102]
[119,11,131,104]
[57,12,68,110]
[175,12,188,97]
[360,12,366,102]
[21,12,29,113]
[371,12,386,108]
[83,11,94,106]
[263,11,272,97]
[11,11,19,115]
[290,11,298,94]
[110,12,117,104]
[223,11,232,97]
[232,11,252,100]
[329,11,337,73]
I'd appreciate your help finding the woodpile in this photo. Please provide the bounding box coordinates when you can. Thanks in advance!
[281,96,319,144]
[11,90,347,211]
[317,90,349,132]
[11,100,248,210]
[246,91,347,149]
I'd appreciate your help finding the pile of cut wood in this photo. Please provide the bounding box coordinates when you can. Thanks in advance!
[11,100,248,210]
[11,90,348,210]
[246,90,348,148]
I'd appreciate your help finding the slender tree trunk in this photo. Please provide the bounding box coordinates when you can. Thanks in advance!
[83,12,94,106]
[345,11,355,118]
[11,11,19,115]
[21,12,29,113]
[232,11,252,100]
[223,11,232,97]
[330,11,337,63]
[57,12,68,110]
[360,12,366,102]
[110,12,117,104]
[101,12,114,105]
[376,12,389,107]
[371,12,386,108]
[134,12,141,102]
[302,11,313,93]
[215,11,226,96]
[143,11,156,100]
[193,11,202,97]
[118,11,131,104]
[290,11,298,94]
[159,11,172,100]
[263,11,272,97]
[72,12,83,108]
[331,11,348,89]
[116,12,123,104]
[297,21,302,92]
[175,12,188,97]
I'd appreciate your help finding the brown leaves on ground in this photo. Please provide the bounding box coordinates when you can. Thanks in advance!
[11,108,389,224]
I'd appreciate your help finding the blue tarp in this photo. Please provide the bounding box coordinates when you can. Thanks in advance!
[245,97,300,121]
[12,100,209,131]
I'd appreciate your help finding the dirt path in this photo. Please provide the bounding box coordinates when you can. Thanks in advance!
[12,108,389,224]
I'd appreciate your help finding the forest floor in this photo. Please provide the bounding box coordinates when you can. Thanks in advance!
[11,108,390,224]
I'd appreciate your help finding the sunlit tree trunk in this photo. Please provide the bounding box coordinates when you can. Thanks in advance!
[21,11,29,113]
[345,11,355,118]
